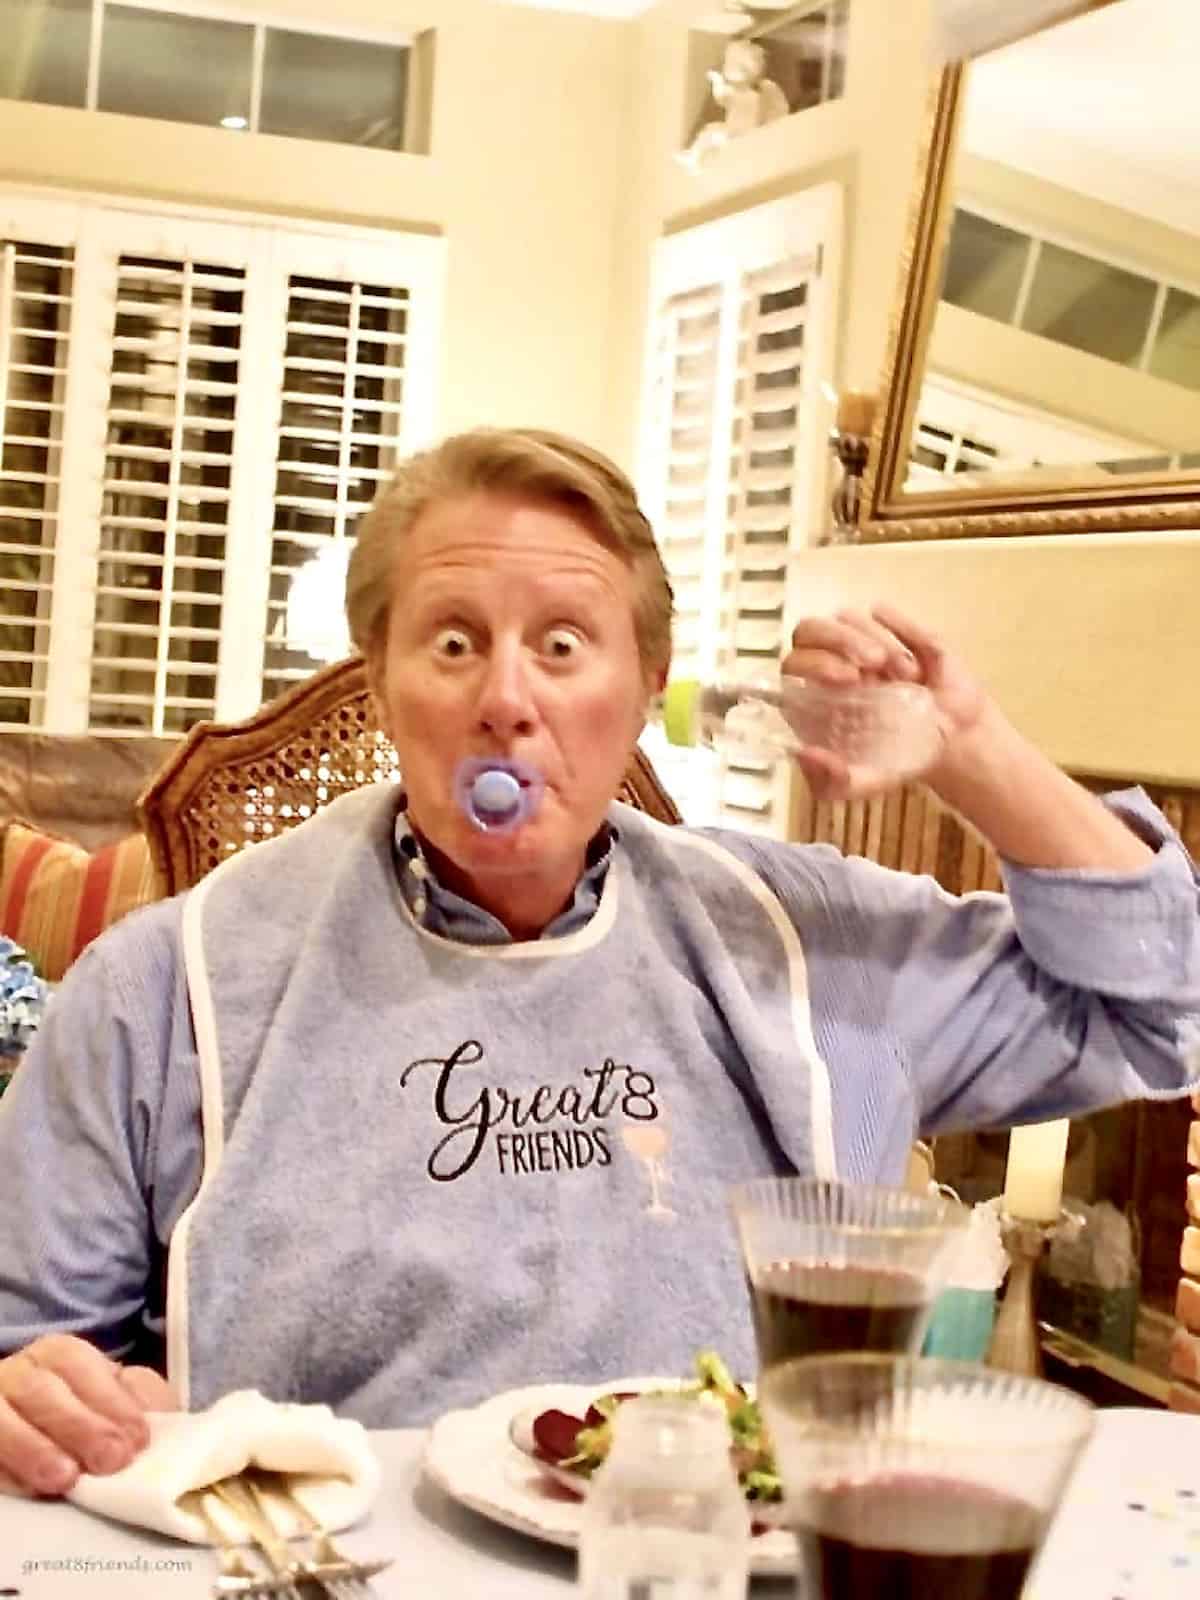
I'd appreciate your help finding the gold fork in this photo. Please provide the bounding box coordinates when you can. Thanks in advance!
[206,1475,317,1599]
[210,1471,390,1599]
[244,1471,392,1597]
[179,1486,298,1597]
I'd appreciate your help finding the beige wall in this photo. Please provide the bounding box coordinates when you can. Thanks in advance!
[0,0,632,457]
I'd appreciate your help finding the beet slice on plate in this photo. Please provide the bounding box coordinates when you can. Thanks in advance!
[530,1407,586,1464]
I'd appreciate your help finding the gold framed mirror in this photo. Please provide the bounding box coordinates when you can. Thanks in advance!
[860,0,1200,542]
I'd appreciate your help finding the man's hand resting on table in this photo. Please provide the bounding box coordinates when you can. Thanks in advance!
[0,1334,173,1497]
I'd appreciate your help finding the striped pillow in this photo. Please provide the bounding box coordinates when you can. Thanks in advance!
[0,820,163,982]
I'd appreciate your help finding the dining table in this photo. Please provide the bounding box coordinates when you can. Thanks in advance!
[0,1407,1196,1599]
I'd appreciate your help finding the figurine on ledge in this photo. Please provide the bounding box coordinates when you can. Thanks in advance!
[824,389,877,544]
[678,40,789,172]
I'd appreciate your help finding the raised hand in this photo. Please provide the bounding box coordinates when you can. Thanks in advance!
[781,604,989,799]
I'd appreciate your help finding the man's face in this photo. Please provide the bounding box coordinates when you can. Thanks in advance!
[369,490,655,908]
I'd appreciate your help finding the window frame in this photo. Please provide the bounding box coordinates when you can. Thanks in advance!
[0,182,444,736]
[4,0,418,151]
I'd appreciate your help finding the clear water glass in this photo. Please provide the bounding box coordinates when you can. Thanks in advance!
[577,1394,748,1600]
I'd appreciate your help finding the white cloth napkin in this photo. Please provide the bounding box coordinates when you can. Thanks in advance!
[66,1389,380,1545]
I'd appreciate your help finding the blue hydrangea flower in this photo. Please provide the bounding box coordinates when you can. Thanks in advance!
[0,935,51,1061]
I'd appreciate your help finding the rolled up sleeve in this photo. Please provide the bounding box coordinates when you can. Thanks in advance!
[1001,789,1200,1003]
[905,787,1200,1129]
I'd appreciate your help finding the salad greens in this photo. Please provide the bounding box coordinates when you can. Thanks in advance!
[543,1350,781,1505]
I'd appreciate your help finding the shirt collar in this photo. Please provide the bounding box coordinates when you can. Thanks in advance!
[391,803,618,945]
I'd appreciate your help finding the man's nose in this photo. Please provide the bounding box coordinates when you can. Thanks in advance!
[475,646,537,740]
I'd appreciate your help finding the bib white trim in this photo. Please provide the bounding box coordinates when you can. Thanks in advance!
[639,817,839,1182]
[166,846,251,1406]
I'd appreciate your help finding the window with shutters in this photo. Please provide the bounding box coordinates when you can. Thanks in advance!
[907,374,1145,490]
[636,187,841,838]
[0,189,443,734]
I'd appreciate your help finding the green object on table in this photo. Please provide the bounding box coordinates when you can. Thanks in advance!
[922,1287,997,1360]
[1038,1274,1139,1362]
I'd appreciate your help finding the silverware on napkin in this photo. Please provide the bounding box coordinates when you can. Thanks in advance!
[182,1471,391,1600]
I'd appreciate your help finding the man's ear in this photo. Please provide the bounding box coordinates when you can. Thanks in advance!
[364,654,389,738]
[632,660,669,744]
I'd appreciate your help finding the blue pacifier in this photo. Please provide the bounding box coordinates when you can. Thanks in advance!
[453,756,545,834]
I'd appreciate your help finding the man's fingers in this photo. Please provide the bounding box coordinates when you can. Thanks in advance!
[0,1393,81,1496]
[117,1365,174,1412]
[788,613,923,686]
[18,1339,150,1446]
[0,1462,35,1497]
[788,617,887,674]
[790,606,947,686]
[0,1336,164,1495]
[867,603,946,677]
[2,1357,138,1479]
[835,609,922,680]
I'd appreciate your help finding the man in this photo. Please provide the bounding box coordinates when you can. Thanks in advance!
[1,427,1196,1496]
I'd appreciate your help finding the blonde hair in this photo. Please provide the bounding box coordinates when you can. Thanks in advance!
[345,427,673,676]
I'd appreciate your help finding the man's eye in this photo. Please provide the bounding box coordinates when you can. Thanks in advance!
[433,628,472,658]
[543,628,581,659]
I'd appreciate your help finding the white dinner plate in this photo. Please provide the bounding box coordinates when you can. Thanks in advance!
[421,1376,797,1578]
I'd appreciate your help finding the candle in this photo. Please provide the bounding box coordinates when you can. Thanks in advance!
[835,390,877,439]
[1003,1120,1069,1223]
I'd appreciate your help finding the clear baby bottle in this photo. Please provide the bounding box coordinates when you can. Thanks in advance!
[657,674,941,786]
[577,1395,748,1600]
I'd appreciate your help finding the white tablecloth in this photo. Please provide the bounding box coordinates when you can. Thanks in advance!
[0,1409,1195,1599]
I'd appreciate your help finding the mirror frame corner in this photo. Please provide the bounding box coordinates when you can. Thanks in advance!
[858,50,1200,546]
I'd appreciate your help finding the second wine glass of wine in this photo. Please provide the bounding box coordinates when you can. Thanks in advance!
[759,1354,1093,1600]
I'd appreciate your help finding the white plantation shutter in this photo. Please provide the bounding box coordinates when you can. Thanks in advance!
[648,282,721,684]
[258,230,435,701]
[0,188,443,735]
[638,188,841,838]
[90,245,247,732]
[0,228,73,727]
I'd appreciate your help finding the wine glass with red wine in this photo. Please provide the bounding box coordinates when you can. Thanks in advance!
[729,1178,966,1373]
[759,1354,1093,1600]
